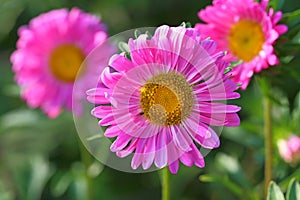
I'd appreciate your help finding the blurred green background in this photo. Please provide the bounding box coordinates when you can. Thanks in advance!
[1,0,300,199]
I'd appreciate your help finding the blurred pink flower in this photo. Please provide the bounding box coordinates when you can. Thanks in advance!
[277,134,300,164]
[195,0,287,89]
[11,8,108,118]
[87,25,241,173]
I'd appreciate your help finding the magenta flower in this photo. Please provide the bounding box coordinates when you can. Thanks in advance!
[87,25,241,173]
[10,8,108,118]
[277,135,300,164]
[195,0,287,89]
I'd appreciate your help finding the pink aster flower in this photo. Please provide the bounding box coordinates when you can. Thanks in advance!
[195,0,288,89]
[10,8,108,118]
[277,134,300,164]
[87,25,241,173]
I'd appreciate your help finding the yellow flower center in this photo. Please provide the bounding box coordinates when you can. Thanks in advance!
[140,72,194,126]
[228,20,265,62]
[49,44,85,82]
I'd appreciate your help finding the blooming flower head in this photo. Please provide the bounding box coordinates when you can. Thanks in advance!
[195,0,288,89]
[11,8,108,118]
[277,134,300,164]
[87,25,241,173]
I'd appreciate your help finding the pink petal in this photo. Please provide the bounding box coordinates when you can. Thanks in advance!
[86,88,111,104]
[91,106,112,118]
[109,54,134,72]
[116,138,138,158]
[104,125,121,138]
[110,133,132,152]
[275,25,288,35]
[100,67,122,88]
[170,126,192,152]
[225,113,240,126]
[267,54,279,65]
[98,113,115,126]
[131,139,147,169]
[168,160,179,174]
[272,11,282,24]
[116,138,139,158]
[155,129,168,168]
[183,119,220,149]
[142,136,156,169]
[201,39,217,54]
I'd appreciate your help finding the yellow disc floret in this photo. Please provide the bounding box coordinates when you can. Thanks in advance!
[49,44,85,82]
[228,20,265,62]
[140,72,194,126]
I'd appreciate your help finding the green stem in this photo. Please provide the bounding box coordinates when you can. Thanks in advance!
[78,140,94,200]
[263,93,273,196]
[160,167,170,200]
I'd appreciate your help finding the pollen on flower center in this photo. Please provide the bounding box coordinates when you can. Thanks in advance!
[228,20,265,62]
[140,72,194,126]
[49,44,85,82]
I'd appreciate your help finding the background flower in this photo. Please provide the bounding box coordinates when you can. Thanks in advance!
[277,134,300,164]
[10,8,108,118]
[195,0,287,89]
[87,25,241,173]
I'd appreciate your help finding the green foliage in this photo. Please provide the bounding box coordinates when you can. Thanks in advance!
[267,179,300,200]
[267,182,285,200]
[118,41,130,53]
[199,175,244,198]
[269,0,285,11]
[0,0,25,43]
[283,9,300,28]
[134,29,142,39]
[286,178,300,200]
[180,22,192,28]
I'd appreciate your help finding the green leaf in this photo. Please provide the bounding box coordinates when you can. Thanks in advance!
[180,22,192,28]
[70,162,87,200]
[283,9,300,27]
[125,52,131,60]
[292,30,300,44]
[256,76,271,97]
[0,0,25,42]
[86,134,103,141]
[286,178,300,200]
[199,174,244,199]
[145,31,153,40]
[269,0,284,11]
[215,153,252,190]
[224,60,243,74]
[0,180,13,200]
[13,156,54,200]
[267,181,285,200]
[0,109,40,131]
[281,61,300,83]
[230,60,243,67]
[118,41,130,53]
[277,43,300,57]
[134,29,142,39]
[223,67,232,74]
[87,161,104,178]
[50,171,72,197]
[292,91,300,125]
